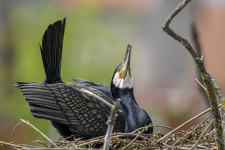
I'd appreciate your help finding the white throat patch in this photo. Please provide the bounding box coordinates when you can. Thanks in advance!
[113,72,133,89]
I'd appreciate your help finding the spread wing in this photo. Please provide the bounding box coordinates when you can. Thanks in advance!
[72,78,113,100]
[15,82,125,139]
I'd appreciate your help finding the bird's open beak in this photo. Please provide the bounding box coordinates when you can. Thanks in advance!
[120,44,132,79]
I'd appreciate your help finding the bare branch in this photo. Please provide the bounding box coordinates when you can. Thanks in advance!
[103,99,121,150]
[161,0,224,149]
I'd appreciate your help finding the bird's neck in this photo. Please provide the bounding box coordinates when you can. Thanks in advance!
[113,88,151,133]
[113,88,137,105]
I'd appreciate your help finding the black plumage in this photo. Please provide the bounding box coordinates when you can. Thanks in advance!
[16,82,125,139]
[40,18,65,84]
[15,18,152,139]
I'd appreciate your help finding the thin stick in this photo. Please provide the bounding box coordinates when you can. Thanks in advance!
[62,135,74,141]
[0,141,26,149]
[172,112,212,146]
[76,124,171,146]
[20,119,58,148]
[162,0,224,149]
[207,129,215,139]
[195,78,207,92]
[110,133,149,141]
[35,140,49,148]
[206,105,223,138]
[103,99,121,150]
[179,138,195,144]
[9,120,22,142]
[81,88,123,113]
[122,128,146,150]
[163,143,172,150]
[131,124,153,133]
[76,132,149,147]
[157,104,219,143]
[152,124,175,130]
[190,119,214,150]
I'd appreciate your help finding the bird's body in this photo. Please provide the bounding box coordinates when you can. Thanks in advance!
[15,18,152,139]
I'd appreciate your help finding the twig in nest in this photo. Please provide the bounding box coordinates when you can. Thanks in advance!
[190,119,214,150]
[75,132,151,148]
[20,119,58,148]
[207,129,215,141]
[103,98,121,150]
[172,112,212,146]
[110,132,149,141]
[122,128,146,150]
[35,140,49,148]
[18,143,38,148]
[157,103,219,143]
[152,124,174,131]
[65,142,77,149]
[161,0,224,149]
[131,124,153,134]
[9,120,22,143]
[62,135,74,141]
[75,124,168,146]
[162,142,172,150]
[0,141,26,149]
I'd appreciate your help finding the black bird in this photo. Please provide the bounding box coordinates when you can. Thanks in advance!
[15,18,152,139]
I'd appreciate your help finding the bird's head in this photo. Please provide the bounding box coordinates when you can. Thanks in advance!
[111,44,133,97]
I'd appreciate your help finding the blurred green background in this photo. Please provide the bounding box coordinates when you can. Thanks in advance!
[1,0,225,147]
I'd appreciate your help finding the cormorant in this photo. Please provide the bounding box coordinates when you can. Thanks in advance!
[15,18,153,139]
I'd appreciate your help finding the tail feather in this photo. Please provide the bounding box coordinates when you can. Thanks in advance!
[40,18,66,84]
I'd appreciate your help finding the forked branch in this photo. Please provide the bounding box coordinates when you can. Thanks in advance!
[161,0,224,149]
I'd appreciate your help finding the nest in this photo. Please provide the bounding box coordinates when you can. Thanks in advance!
[0,104,222,150]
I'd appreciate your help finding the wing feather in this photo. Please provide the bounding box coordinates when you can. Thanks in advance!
[72,78,113,99]
[15,82,125,138]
